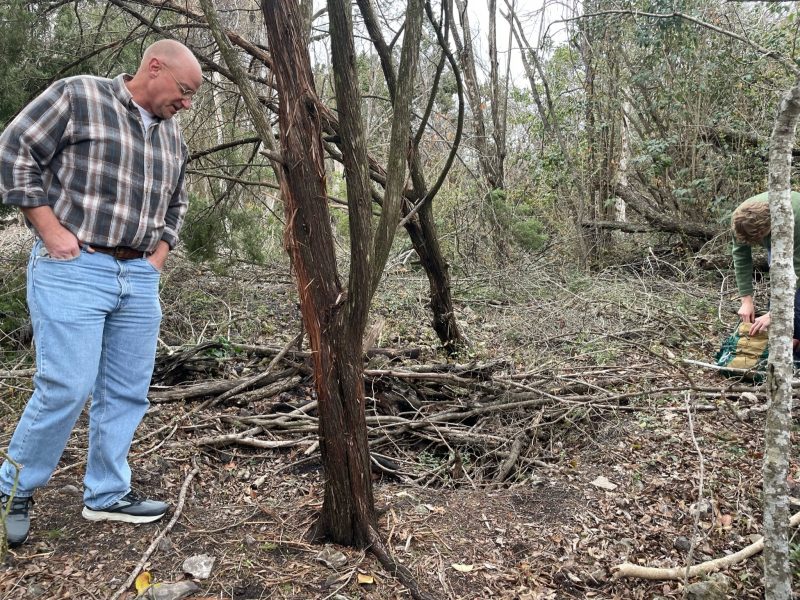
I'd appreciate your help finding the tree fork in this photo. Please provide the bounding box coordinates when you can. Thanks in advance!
[260,1,435,596]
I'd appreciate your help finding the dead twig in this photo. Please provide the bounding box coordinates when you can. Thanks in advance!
[108,464,200,600]
[207,332,303,408]
[0,368,35,379]
[367,526,437,600]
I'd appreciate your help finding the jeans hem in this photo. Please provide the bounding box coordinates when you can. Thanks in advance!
[87,488,131,511]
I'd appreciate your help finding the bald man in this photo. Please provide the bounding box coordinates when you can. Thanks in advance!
[0,40,202,546]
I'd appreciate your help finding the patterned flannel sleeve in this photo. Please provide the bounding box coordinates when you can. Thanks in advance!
[0,81,72,207]
[161,145,189,249]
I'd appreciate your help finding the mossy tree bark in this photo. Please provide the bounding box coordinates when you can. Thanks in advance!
[763,77,800,600]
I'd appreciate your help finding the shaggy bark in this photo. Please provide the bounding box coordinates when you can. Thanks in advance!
[260,0,371,546]
[261,0,424,553]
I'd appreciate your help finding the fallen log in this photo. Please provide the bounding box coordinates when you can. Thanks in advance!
[149,367,298,402]
[614,509,800,580]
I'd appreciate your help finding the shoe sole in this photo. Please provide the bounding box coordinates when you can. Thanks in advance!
[81,507,166,524]
[7,535,28,547]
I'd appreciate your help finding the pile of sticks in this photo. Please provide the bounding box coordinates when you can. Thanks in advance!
[140,338,757,486]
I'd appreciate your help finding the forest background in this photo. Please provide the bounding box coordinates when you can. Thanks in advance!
[1,0,799,599]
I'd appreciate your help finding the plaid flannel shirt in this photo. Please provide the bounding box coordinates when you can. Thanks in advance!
[0,74,188,251]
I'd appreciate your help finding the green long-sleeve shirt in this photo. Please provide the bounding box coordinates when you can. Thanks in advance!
[732,191,800,297]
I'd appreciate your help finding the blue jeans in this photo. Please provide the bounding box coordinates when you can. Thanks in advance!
[0,240,162,510]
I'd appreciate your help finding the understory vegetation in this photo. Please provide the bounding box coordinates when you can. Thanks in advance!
[0,222,788,598]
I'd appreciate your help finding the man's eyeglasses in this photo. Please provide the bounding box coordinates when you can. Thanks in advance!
[161,63,196,99]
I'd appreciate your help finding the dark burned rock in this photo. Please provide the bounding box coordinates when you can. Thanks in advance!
[673,536,692,553]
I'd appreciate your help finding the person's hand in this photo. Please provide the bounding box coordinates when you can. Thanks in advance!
[750,311,771,335]
[21,206,80,259]
[42,225,80,259]
[738,296,755,323]
[146,240,170,272]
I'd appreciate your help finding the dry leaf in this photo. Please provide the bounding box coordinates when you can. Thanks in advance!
[135,572,153,595]
[315,546,348,570]
[590,476,617,491]
[451,563,474,573]
[357,573,375,585]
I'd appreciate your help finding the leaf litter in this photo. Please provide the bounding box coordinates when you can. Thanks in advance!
[0,241,795,599]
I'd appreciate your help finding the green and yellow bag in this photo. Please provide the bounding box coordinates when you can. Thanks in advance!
[715,321,769,379]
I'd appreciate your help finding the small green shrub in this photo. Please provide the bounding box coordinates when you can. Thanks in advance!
[181,194,278,265]
[485,188,550,253]
[0,257,30,362]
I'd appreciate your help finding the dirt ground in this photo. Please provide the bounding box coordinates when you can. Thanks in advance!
[0,230,796,599]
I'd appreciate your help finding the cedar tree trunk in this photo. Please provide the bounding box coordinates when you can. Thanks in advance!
[262,0,374,546]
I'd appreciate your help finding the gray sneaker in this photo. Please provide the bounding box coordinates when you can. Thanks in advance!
[1,494,33,547]
[82,490,168,524]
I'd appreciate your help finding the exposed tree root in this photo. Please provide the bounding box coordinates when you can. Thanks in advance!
[367,526,438,600]
[614,509,800,580]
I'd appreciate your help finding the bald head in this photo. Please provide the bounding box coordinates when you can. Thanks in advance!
[139,40,201,75]
[127,40,203,120]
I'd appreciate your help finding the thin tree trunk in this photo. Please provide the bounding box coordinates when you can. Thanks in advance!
[763,77,800,600]
[261,0,424,547]
[581,4,601,259]
[488,0,506,189]
[615,100,630,222]
[452,0,498,188]
[403,201,461,351]
[357,0,466,353]
[260,0,373,547]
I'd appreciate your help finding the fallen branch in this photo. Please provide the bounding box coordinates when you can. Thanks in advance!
[148,366,298,402]
[193,431,315,449]
[208,332,303,408]
[109,464,200,600]
[493,430,531,484]
[681,358,760,377]
[614,509,800,580]
[0,368,35,379]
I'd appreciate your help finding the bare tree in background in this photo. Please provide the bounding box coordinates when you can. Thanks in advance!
[579,0,624,260]
[505,0,590,264]
[450,0,508,191]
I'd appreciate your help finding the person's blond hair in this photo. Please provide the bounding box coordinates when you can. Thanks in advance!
[732,199,771,244]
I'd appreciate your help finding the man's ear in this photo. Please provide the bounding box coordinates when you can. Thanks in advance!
[147,57,161,79]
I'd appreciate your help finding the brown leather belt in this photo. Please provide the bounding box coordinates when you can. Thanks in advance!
[90,245,146,260]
